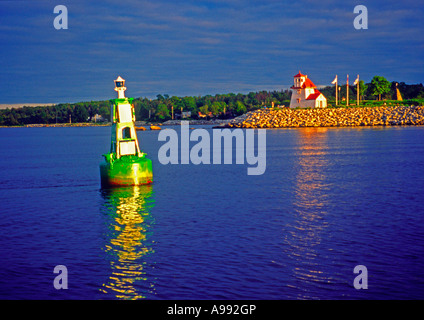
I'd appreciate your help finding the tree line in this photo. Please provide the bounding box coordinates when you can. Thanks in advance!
[1,76,423,126]
[321,76,424,103]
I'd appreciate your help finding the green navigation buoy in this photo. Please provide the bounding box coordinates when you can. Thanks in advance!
[100,76,153,187]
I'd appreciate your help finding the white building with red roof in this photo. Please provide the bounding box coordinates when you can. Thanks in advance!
[289,71,327,108]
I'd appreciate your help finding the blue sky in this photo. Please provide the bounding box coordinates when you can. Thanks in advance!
[0,0,423,103]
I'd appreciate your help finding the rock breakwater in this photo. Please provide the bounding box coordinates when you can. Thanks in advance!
[226,106,424,128]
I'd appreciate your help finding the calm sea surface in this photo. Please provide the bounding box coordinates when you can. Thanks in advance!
[0,125,423,300]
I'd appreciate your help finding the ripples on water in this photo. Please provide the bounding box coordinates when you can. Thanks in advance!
[99,186,156,300]
[0,126,423,299]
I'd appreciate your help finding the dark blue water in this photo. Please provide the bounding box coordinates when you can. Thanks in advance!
[0,125,423,300]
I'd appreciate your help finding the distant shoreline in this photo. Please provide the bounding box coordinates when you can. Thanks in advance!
[2,106,424,129]
[0,103,56,110]
[0,122,109,128]
[0,119,231,128]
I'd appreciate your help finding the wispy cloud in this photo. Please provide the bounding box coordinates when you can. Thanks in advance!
[0,0,423,103]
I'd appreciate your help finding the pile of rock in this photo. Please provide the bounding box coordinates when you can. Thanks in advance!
[225,106,424,128]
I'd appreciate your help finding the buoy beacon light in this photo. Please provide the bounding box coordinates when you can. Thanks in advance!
[100,76,153,187]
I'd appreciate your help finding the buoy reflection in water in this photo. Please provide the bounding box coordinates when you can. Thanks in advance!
[99,185,155,299]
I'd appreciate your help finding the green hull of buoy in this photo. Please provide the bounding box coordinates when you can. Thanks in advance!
[100,154,153,187]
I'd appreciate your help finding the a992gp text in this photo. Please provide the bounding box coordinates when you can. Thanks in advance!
[167,304,257,317]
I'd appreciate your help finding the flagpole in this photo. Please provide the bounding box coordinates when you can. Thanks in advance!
[336,79,338,106]
[346,75,349,107]
[357,75,359,106]
[332,75,338,106]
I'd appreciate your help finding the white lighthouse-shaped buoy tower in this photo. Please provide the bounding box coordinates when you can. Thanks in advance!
[99,76,153,187]
[110,76,141,159]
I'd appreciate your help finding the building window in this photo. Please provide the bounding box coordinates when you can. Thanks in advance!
[297,98,301,104]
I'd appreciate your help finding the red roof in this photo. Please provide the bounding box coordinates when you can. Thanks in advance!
[306,90,323,100]
[294,71,306,78]
[302,78,316,88]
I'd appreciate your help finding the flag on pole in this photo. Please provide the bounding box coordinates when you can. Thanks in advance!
[346,75,349,106]
[353,75,359,85]
[332,75,338,105]
[355,75,360,106]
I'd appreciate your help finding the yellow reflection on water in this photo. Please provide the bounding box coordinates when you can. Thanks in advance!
[294,128,329,213]
[100,185,155,300]
[286,128,332,297]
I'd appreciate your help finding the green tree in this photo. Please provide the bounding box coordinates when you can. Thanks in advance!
[199,105,209,115]
[155,103,170,121]
[235,101,246,115]
[359,80,368,101]
[170,96,184,113]
[99,106,110,121]
[8,113,19,126]
[370,76,391,100]
[210,101,223,116]
[39,109,48,123]
[134,98,151,120]
[72,104,89,122]
[182,96,197,113]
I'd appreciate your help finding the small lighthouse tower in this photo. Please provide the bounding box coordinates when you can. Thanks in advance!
[109,76,141,159]
[114,76,127,99]
[289,71,327,108]
[100,77,153,187]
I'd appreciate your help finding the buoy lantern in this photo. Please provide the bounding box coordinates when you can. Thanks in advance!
[100,76,153,187]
